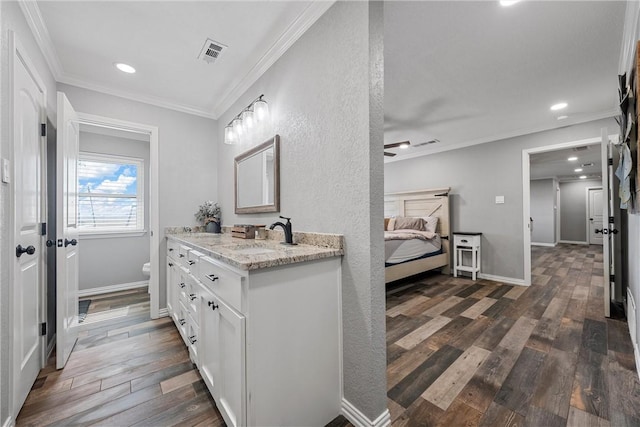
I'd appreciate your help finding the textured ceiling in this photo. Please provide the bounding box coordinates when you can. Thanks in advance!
[384,1,626,161]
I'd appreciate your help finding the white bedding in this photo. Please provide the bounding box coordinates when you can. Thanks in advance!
[385,234,441,264]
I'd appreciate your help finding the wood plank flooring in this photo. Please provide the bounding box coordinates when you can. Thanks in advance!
[16,290,224,427]
[333,244,640,426]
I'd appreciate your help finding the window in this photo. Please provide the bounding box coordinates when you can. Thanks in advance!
[78,152,144,234]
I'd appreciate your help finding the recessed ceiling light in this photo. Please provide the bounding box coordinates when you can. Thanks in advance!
[557,115,569,120]
[550,102,568,111]
[579,175,587,179]
[399,142,409,149]
[568,157,578,161]
[500,0,521,6]
[115,63,136,74]
[574,168,583,172]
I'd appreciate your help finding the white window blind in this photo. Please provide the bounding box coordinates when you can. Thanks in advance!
[78,152,144,233]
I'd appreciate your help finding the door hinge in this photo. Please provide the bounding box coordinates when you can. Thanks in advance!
[40,222,47,236]
[41,123,46,137]
[610,275,615,283]
[609,216,614,224]
[608,158,614,166]
[40,322,47,336]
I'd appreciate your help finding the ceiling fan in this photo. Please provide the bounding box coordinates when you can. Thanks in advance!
[384,140,410,157]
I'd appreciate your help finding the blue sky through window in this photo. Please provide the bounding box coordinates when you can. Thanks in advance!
[78,161,137,195]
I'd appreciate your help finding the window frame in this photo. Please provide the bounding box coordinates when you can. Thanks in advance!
[77,151,146,237]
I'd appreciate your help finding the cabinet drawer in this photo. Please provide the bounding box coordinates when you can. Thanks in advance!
[187,250,205,277]
[187,315,199,363]
[177,244,191,265]
[176,300,189,341]
[454,234,480,248]
[199,256,243,313]
[167,240,179,258]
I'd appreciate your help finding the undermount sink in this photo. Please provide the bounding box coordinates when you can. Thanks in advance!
[231,247,277,255]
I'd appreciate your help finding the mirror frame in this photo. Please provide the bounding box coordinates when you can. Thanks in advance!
[234,135,280,214]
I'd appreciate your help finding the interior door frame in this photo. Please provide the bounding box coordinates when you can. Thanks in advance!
[75,112,161,319]
[522,133,617,286]
[585,186,604,245]
[8,30,48,417]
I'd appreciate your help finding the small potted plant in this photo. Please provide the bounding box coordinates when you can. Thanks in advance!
[195,201,221,233]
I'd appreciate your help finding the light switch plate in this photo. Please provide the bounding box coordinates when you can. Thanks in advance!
[1,158,9,183]
[495,195,505,204]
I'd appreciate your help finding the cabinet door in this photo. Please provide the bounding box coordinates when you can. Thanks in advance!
[166,259,177,318]
[200,291,246,427]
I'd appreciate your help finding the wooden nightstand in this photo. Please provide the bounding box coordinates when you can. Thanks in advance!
[453,232,482,281]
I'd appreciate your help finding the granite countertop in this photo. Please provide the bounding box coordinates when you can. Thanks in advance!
[166,230,344,271]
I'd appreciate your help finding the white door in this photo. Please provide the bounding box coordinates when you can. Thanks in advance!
[12,35,46,416]
[588,188,604,245]
[601,129,614,318]
[56,92,80,369]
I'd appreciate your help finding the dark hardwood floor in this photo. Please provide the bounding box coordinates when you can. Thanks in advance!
[16,290,224,426]
[332,243,639,426]
[18,244,639,426]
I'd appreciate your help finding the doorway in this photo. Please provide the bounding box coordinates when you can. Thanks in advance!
[587,187,604,245]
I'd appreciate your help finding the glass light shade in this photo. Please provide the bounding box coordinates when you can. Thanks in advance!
[253,99,269,121]
[224,125,235,145]
[232,117,243,138]
[242,109,254,131]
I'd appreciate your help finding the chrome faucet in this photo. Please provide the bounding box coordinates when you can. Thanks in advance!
[269,216,295,245]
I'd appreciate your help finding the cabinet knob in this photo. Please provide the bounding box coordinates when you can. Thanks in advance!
[168,262,174,267]
[179,254,185,258]
[206,274,218,282]
[208,301,219,311]
[169,248,174,252]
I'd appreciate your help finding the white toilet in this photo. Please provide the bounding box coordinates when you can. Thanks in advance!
[142,262,150,278]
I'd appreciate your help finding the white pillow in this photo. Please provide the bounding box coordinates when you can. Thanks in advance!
[387,217,396,231]
[422,216,438,233]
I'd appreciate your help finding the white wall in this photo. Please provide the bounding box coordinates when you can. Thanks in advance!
[530,179,555,245]
[78,131,151,291]
[559,179,601,243]
[216,2,387,421]
[58,83,217,308]
[0,1,58,423]
[385,117,616,282]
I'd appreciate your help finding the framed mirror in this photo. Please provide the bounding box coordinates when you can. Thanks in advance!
[234,135,280,214]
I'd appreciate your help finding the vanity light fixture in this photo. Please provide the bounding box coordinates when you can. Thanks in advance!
[224,94,270,145]
[568,156,578,161]
[115,62,136,74]
[550,102,568,111]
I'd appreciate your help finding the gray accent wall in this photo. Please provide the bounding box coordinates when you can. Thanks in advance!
[530,179,556,244]
[559,179,601,243]
[78,131,151,291]
[58,83,218,308]
[216,2,387,420]
[384,117,616,281]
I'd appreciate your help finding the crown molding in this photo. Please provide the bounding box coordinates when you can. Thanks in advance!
[58,74,216,119]
[18,0,63,79]
[212,0,335,118]
[385,108,620,164]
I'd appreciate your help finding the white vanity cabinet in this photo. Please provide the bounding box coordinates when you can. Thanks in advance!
[165,236,343,427]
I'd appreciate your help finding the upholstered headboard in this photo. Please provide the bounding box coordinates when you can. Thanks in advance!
[384,187,451,238]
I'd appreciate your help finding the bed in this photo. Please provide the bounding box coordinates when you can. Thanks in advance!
[384,188,451,283]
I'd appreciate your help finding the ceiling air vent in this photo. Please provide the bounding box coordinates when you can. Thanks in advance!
[413,139,440,147]
[573,146,589,152]
[198,38,227,64]
[581,162,595,167]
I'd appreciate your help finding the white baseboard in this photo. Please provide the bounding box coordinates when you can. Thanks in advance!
[558,240,589,245]
[78,281,148,297]
[341,399,391,427]
[477,273,528,287]
[531,242,556,247]
[157,308,169,318]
